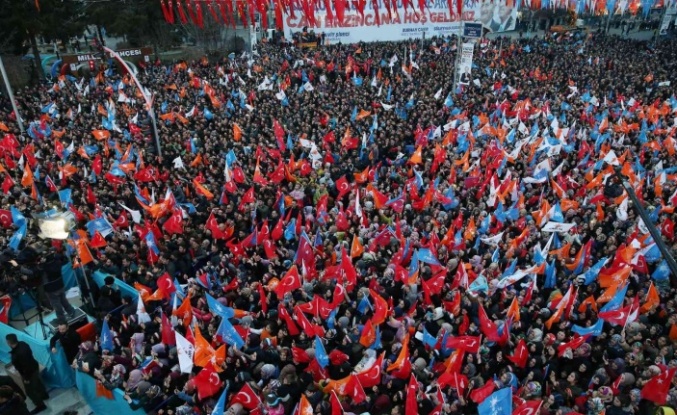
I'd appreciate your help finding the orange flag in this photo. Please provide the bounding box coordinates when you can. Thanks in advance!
[190,153,203,167]
[408,146,423,164]
[464,217,476,242]
[506,296,520,322]
[598,266,631,288]
[74,239,94,266]
[193,326,216,367]
[134,282,153,302]
[297,394,313,415]
[578,295,598,314]
[387,334,411,373]
[0,122,9,132]
[359,320,376,347]
[356,109,371,121]
[92,130,111,141]
[233,123,243,141]
[21,165,34,188]
[192,179,214,200]
[597,283,624,304]
[173,295,193,327]
[351,235,364,258]
[640,282,660,314]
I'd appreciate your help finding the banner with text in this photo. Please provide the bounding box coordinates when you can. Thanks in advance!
[457,42,474,86]
[283,0,517,43]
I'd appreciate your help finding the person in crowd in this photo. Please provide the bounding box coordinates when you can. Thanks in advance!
[1,26,677,415]
[5,334,48,414]
[49,319,82,363]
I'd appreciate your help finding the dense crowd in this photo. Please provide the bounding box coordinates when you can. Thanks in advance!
[1,27,677,415]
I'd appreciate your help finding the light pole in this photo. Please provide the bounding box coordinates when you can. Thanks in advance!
[614,167,677,288]
[0,55,25,134]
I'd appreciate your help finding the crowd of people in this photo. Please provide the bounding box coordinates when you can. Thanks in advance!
[1,25,677,415]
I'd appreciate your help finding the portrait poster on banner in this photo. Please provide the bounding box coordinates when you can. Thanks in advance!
[458,42,474,86]
[282,0,517,44]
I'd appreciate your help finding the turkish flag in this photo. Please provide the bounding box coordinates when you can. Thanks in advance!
[469,380,496,404]
[444,335,481,354]
[424,271,446,295]
[292,346,311,363]
[274,265,301,299]
[335,175,351,198]
[370,289,389,325]
[278,305,300,336]
[163,209,184,235]
[345,375,367,404]
[662,217,675,241]
[330,391,343,415]
[113,212,129,229]
[478,304,500,342]
[157,272,176,297]
[92,155,102,176]
[557,335,590,357]
[0,209,12,228]
[354,354,383,389]
[231,383,260,410]
[161,313,176,346]
[405,375,418,415]
[90,231,107,249]
[293,306,316,337]
[513,400,542,415]
[598,304,631,326]
[506,339,529,368]
[192,362,222,400]
[340,247,357,291]
[2,174,14,194]
[641,366,677,405]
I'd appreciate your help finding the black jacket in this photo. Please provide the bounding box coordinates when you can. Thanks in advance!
[41,253,67,293]
[49,327,82,362]
[0,394,30,415]
[9,341,39,379]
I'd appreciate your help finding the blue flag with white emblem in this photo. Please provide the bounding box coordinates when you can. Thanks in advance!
[206,293,235,319]
[100,319,114,351]
[315,336,329,368]
[478,387,512,415]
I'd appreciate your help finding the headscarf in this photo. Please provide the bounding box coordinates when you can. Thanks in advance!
[127,369,143,391]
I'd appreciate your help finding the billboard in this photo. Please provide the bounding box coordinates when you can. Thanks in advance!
[282,0,517,43]
[61,47,153,70]
[457,42,474,86]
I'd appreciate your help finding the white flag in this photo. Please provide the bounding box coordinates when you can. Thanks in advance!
[172,156,185,170]
[434,88,443,100]
[175,332,195,374]
[355,188,363,218]
[136,297,151,324]
[118,202,142,224]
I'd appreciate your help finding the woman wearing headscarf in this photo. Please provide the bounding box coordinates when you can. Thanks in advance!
[125,369,144,394]
[94,363,127,390]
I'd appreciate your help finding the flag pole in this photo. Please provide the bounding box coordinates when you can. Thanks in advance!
[453,4,464,91]
[0,55,25,134]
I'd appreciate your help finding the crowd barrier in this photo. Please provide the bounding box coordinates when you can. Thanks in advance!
[76,370,145,415]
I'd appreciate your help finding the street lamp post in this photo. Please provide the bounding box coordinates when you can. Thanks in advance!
[0,55,25,134]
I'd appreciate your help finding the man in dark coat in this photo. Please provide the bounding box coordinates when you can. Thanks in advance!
[49,320,82,363]
[5,334,48,414]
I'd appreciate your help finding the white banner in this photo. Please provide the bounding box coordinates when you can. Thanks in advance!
[458,42,474,86]
[283,0,517,44]
[542,221,576,233]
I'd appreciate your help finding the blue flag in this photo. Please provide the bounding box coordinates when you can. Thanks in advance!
[211,386,229,415]
[357,296,372,314]
[86,217,113,237]
[284,218,296,240]
[145,232,160,256]
[478,387,512,415]
[652,260,670,281]
[58,189,72,207]
[600,283,629,312]
[581,257,608,285]
[315,336,329,368]
[216,318,244,349]
[206,293,235,319]
[9,223,27,251]
[468,275,489,294]
[100,319,114,351]
[11,206,26,227]
[417,248,440,265]
[421,327,437,348]
[571,319,603,337]
[544,260,556,288]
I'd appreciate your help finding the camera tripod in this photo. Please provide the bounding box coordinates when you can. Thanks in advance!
[10,288,53,340]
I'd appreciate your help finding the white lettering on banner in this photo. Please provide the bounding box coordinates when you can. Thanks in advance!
[283,1,517,43]
[76,54,98,62]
